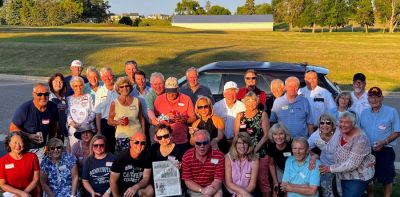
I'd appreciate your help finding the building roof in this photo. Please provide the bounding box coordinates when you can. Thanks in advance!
[172,15,273,23]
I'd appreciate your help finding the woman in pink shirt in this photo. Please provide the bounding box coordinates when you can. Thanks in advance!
[225,132,259,197]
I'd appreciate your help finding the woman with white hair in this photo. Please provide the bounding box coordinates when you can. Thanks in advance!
[319,111,375,197]
[67,76,95,148]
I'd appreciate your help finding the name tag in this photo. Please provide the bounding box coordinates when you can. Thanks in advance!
[240,124,246,129]
[245,173,251,178]
[59,165,67,171]
[42,119,50,125]
[178,102,184,107]
[281,105,289,110]
[283,152,291,157]
[129,106,137,111]
[5,163,14,169]
[106,162,113,167]
[378,124,387,130]
[125,165,133,171]
[78,157,83,160]
[168,155,176,161]
[211,158,219,164]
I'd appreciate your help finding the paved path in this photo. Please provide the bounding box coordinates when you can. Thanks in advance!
[0,75,399,168]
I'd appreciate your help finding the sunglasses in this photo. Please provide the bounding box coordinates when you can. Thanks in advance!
[93,144,105,148]
[195,141,209,146]
[35,92,50,97]
[197,105,209,110]
[320,121,332,126]
[50,146,62,151]
[245,77,256,80]
[132,141,146,146]
[156,134,170,140]
[119,85,130,89]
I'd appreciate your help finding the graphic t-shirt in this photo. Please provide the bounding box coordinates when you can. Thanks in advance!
[111,150,151,193]
[82,154,115,196]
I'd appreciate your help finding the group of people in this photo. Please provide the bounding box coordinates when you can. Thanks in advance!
[0,59,398,197]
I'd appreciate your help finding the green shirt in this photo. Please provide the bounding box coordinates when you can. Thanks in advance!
[145,89,158,110]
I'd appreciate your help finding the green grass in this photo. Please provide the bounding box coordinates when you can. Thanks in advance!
[373,171,400,196]
[0,25,399,91]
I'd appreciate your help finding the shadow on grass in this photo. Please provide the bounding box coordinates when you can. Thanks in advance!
[143,46,264,77]
[0,26,226,35]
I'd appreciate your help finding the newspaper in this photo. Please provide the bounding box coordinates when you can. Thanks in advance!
[152,160,182,197]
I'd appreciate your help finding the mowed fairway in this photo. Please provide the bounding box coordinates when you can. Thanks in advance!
[0,25,399,91]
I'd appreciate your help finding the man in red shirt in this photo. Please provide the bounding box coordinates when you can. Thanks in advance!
[154,77,196,152]
[236,69,267,110]
[182,130,224,197]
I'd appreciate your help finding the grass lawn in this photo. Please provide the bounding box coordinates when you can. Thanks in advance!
[0,25,399,91]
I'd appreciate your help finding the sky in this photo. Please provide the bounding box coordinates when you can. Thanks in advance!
[108,0,270,15]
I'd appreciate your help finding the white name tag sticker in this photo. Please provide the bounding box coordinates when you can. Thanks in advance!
[211,158,219,164]
[59,165,67,171]
[125,165,133,171]
[5,163,14,169]
[42,119,50,125]
[129,106,137,111]
[240,124,246,129]
[106,162,113,167]
[281,105,289,110]
[178,102,184,107]
[378,124,386,130]
[168,155,176,161]
[245,173,251,178]
[283,152,291,157]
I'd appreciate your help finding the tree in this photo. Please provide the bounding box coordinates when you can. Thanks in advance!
[272,0,305,31]
[77,0,110,22]
[355,0,374,32]
[208,5,231,15]
[175,0,205,15]
[61,0,84,23]
[1,0,22,25]
[19,0,33,26]
[297,0,319,32]
[375,0,400,33]
[119,16,133,26]
[0,0,4,7]
[255,3,272,14]
[245,0,255,15]
[236,5,247,15]
[205,0,211,13]
[324,0,348,32]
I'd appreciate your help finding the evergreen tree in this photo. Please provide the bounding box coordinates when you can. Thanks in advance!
[355,0,374,32]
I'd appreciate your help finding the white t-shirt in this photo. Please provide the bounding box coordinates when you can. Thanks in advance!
[94,85,118,119]
[350,91,370,117]
[299,86,336,126]
[213,99,245,139]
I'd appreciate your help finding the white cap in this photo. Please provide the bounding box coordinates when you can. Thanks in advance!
[70,60,83,67]
[224,81,238,91]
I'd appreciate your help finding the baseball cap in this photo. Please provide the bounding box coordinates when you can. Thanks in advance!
[70,60,83,67]
[368,87,382,97]
[224,81,238,91]
[353,73,366,82]
[165,77,178,93]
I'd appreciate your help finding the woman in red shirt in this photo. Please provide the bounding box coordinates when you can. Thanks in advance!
[0,131,40,197]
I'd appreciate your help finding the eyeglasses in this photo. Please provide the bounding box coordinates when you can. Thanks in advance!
[245,77,256,80]
[197,105,209,110]
[119,85,130,89]
[156,134,170,140]
[195,141,209,146]
[35,92,50,97]
[320,121,332,126]
[50,146,62,151]
[132,141,146,146]
[93,144,105,148]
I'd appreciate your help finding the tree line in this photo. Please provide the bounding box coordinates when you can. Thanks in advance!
[175,0,400,33]
[0,0,110,26]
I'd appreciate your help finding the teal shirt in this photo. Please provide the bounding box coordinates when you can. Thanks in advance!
[145,89,158,111]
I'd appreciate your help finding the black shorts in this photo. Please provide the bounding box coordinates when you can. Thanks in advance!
[372,147,395,184]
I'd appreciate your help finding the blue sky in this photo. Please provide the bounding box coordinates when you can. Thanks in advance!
[108,0,270,15]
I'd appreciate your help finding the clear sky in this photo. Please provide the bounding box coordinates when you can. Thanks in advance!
[108,0,270,15]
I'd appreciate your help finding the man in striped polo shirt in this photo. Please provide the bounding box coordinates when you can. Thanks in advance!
[182,130,225,197]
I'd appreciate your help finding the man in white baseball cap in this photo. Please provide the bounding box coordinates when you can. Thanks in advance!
[65,60,88,96]
[213,81,245,143]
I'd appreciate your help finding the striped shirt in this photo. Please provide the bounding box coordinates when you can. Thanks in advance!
[181,148,225,187]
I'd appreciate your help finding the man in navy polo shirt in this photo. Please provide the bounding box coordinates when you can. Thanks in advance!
[360,87,400,197]
[179,67,214,105]
[9,83,59,162]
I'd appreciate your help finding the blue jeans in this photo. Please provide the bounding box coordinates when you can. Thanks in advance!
[341,179,370,197]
